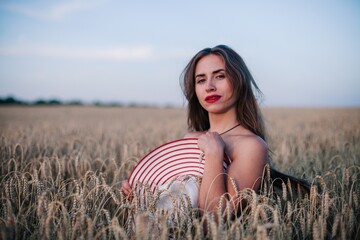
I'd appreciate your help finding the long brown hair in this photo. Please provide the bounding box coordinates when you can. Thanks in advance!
[181,45,265,140]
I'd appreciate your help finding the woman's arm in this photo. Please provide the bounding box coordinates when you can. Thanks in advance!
[226,136,268,210]
[197,132,226,212]
[198,133,268,214]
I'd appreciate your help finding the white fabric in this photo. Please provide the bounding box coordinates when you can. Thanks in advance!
[156,176,199,211]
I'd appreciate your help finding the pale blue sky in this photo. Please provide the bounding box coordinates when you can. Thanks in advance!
[0,0,359,107]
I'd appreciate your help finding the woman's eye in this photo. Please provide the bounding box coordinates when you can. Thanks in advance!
[196,79,205,84]
[216,75,225,79]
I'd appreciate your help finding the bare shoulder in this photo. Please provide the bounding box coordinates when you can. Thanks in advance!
[183,131,204,138]
[226,134,269,191]
[239,135,267,152]
[229,134,268,162]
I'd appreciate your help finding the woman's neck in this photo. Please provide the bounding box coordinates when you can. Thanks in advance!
[208,109,239,134]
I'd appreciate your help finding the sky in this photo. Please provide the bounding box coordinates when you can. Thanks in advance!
[0,0,359,107]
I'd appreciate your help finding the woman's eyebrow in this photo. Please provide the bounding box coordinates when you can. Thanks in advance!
[195,69,225,78]
[195,73,205,78]
[213,69,225,74]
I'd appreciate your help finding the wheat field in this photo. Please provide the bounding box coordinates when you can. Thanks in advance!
[0,106,359,239]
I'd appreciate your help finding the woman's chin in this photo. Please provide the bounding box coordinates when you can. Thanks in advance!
[203,105,235,115]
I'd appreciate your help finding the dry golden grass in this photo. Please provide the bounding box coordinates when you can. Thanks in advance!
[0,106,359,239]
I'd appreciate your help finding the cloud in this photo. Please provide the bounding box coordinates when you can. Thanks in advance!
[0,45,154,61]
[0,44,198,61]
[1,0,106,21]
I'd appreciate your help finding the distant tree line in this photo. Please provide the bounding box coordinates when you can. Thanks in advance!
[0,96,166,108]
[0,96,85,106]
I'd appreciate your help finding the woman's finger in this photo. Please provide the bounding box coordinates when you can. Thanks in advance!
[121,180,132,196]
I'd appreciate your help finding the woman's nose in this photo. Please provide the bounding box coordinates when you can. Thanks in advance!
[205,79,216,92]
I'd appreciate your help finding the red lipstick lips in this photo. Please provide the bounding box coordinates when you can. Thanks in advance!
[205,94,221,103]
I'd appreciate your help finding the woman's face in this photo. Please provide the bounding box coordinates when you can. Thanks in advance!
[195,54,237,114]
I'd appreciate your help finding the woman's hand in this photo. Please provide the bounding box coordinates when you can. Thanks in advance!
[120,180,133,200]
[197,132,225,160]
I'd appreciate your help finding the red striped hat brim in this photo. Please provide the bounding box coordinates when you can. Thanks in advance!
[128,138,231,193]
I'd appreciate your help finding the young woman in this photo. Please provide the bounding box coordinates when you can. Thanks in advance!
[121,45,308,215]
[180,45,268,213]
